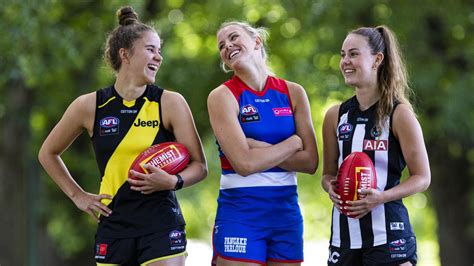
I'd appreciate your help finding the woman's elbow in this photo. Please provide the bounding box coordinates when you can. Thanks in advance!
[233,168,253,177]
[195,161,208,181]
[232,161,255,177]
[38,145,49,166]
[201,163,209,180]
[302,157,318,175]
[421,174,431,192]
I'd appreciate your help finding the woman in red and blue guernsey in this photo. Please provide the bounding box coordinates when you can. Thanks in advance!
[208,21,318,266]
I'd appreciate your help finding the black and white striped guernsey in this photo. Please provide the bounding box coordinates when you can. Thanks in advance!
[330,96,414,249]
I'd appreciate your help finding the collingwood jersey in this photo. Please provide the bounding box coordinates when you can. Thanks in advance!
[331,96,414,248]
[92,85,184,238]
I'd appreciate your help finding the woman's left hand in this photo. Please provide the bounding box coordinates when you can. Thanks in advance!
[128,164,175,194]
[345,188,385,219]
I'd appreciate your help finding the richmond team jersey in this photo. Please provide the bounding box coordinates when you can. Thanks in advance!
[215,75,302,228]
[92,85,185,238]
[330,96,414,249]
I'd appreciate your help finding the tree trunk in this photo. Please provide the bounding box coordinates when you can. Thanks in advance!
[0,79,30,265]
[429,142,474,266]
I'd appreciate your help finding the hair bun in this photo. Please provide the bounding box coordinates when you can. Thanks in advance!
[117,6,139,26]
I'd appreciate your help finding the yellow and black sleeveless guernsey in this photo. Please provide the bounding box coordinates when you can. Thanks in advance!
[92,85,185,239]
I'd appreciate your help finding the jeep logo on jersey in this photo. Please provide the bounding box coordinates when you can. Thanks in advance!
[133,118,159,128]
[100,117,119,128]
[99,117,119,136]
[240,104,260,123]
[338,123,353,141]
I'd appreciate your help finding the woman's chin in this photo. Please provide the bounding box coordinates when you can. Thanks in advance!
[145,76,156,84]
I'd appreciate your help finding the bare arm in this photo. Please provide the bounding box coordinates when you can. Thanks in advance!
[208,85,302,177]
[38,93,112,222]
[321,105,343,208]
[128,91,208,193]
[347,104,431,218]
[276,81,318,174]
[381,104,431,199]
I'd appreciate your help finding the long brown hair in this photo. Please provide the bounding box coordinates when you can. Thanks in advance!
[351,25,414,130]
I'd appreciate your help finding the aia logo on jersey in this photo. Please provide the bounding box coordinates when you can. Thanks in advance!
[338,123,353,141]
[363,139,388,151]
[240,104,260,123]
[273,107,292,116]
[99,117,119,136]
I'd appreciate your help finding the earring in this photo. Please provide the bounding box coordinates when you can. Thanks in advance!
[372,65,377,70]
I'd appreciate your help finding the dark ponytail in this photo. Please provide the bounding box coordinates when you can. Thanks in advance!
[351,25,413,130]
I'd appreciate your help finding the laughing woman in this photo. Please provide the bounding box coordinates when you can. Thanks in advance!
[322,25,430,266]
[208,21,318,266]
[38,6,207,266]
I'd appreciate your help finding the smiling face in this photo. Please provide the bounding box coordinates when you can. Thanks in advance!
[217,24,260,71]
[124,30,163,85]
[340,33,380,89]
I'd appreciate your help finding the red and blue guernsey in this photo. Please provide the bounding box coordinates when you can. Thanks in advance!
[216,75,302,228]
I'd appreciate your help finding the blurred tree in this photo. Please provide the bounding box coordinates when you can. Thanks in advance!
[0,0,472,265]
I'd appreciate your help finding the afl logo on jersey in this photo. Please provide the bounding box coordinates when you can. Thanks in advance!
[389,238,407,254]
[100,117,119,128]
[338,123,353,141]
[240,104,260,123]
[169,230,185,249]
[99,116,119,136]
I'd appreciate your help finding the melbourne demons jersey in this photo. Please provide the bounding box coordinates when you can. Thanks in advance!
[215,75,302,228]
[330,96,414,248]
[92,85,185,238]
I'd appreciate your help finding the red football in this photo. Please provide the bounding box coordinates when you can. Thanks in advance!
[129,142,190,179]
[335,152,377,218]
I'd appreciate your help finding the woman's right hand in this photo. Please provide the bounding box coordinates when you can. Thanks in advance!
[328,179,343,210]
[72,191,112,223]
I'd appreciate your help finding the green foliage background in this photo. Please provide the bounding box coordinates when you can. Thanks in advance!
[1,0,473,265]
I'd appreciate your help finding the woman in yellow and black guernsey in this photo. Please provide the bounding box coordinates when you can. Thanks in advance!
[38,6,207,266]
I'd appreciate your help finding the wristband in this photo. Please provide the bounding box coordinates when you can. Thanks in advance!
[174,174,184,191]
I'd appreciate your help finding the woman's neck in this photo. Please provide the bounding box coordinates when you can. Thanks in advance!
[234,63,269,92]
[114,73,147,101]
[355,86,380,111]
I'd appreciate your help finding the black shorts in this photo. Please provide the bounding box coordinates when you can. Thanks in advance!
[328,236,417,266]
[94,225,187,266]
